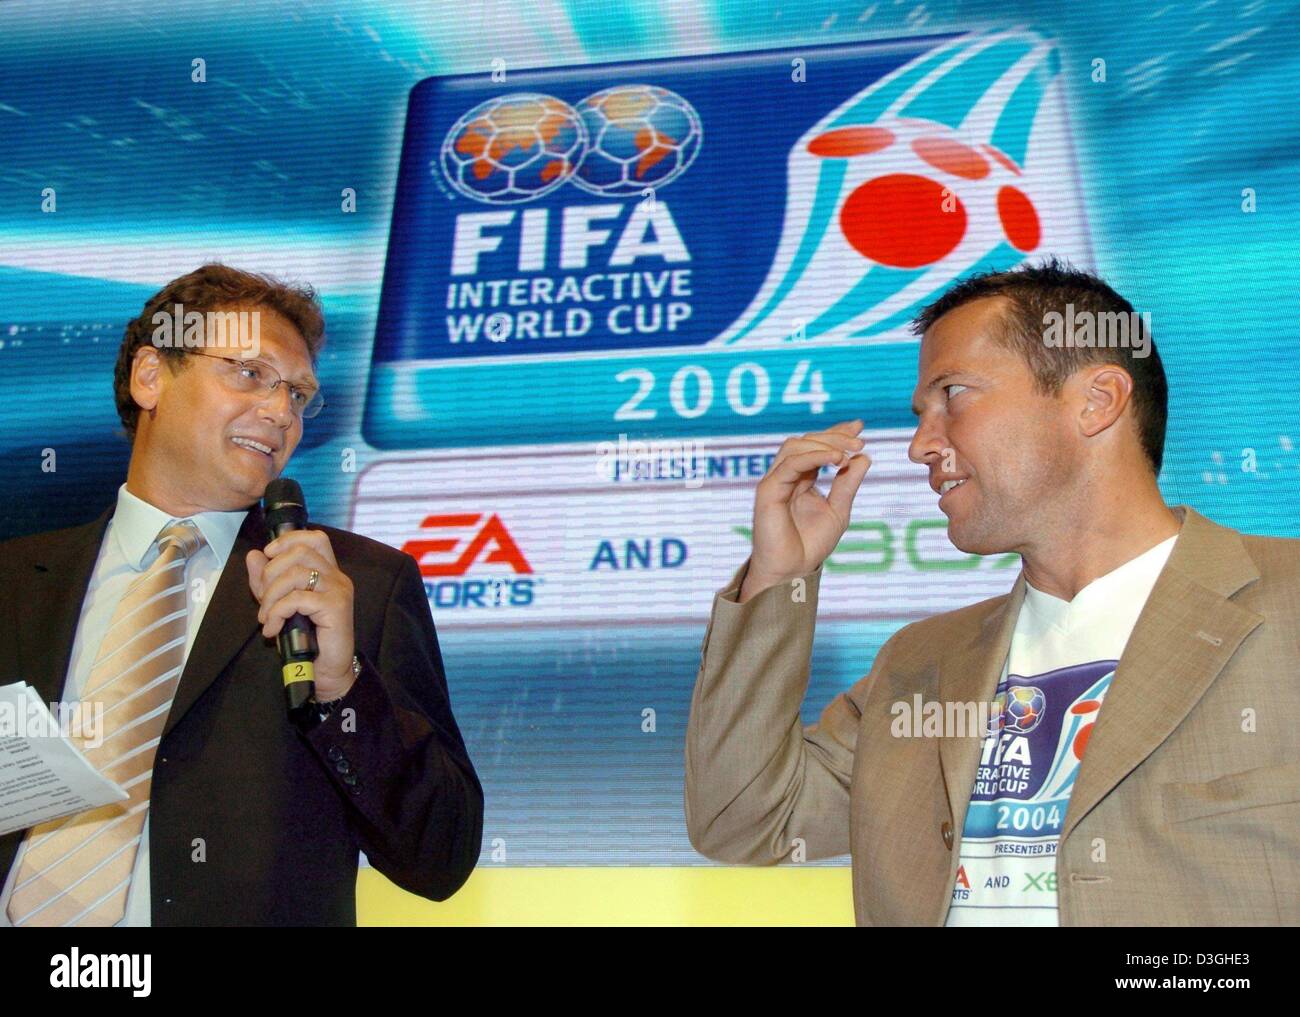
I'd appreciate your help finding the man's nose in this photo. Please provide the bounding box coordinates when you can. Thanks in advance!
[908,415,946,465]
[257,384,296,427]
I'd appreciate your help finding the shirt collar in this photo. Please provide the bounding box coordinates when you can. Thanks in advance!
[1023,533,1179,625]
[110,484,249,570]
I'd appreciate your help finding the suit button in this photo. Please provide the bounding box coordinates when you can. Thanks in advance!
[326,746,343,762]
[343,773,358,787]
[941,821,953,850]
[335,759,351,774]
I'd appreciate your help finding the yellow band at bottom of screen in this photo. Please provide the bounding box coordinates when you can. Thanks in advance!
[357,866,854,925]
[282,660,315,687]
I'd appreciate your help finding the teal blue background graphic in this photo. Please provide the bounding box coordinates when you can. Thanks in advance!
[1,0,1296,864]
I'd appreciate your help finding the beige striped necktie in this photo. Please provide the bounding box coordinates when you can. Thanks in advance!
[7,520,206,927]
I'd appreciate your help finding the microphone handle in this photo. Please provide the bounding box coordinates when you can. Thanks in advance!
[269,519,318,712]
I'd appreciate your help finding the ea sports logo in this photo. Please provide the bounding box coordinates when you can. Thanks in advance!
[401,512,534,576]
[805,117,1041,269]
[441,86,701,204]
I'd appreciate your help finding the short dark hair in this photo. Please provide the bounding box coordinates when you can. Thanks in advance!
[113,263,326,439]
[912,257,1168,474]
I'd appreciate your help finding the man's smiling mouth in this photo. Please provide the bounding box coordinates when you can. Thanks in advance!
[231,436,275,457]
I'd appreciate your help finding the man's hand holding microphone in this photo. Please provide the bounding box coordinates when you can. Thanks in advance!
[738,419,873,603]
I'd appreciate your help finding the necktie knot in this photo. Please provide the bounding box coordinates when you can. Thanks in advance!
[156,521,206,561]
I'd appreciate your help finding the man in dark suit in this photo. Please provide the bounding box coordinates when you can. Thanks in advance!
[0,264,483,926]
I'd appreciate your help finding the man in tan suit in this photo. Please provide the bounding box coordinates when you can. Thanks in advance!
[685,260,1299,926]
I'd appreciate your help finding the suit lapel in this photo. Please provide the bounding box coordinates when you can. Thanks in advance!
[1060,506,1262,844]
[937,573,1026,848]
[163,506,267,739]
[17,509,114,705]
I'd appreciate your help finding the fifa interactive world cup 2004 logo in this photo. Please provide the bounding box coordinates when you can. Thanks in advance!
[439,85,703,204]
[419,33,1073,355]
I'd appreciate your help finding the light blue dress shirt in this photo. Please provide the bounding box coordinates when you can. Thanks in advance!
[1,484,247,927]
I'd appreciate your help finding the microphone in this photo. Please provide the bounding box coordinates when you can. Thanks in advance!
[262,477,318,713]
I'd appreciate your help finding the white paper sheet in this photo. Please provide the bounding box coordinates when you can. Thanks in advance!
[0,683,130,837]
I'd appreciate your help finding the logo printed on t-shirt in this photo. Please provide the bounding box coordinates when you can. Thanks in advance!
[964,659,1115,838]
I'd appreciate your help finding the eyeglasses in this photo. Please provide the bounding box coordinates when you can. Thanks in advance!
[180,350,325,419]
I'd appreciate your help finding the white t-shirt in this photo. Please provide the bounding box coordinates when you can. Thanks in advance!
[944,535,1178,927]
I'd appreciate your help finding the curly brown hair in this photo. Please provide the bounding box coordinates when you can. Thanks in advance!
[113,263,326,439]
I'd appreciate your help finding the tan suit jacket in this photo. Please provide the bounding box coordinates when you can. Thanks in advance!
[685,505,1299,925]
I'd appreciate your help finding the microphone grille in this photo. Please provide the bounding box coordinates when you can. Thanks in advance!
[263,477,305,512]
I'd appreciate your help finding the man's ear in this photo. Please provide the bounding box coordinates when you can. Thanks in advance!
[1078,365,1134,439]
[129,346,167,415]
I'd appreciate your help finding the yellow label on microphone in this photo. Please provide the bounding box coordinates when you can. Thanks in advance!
[282,660,316,688]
